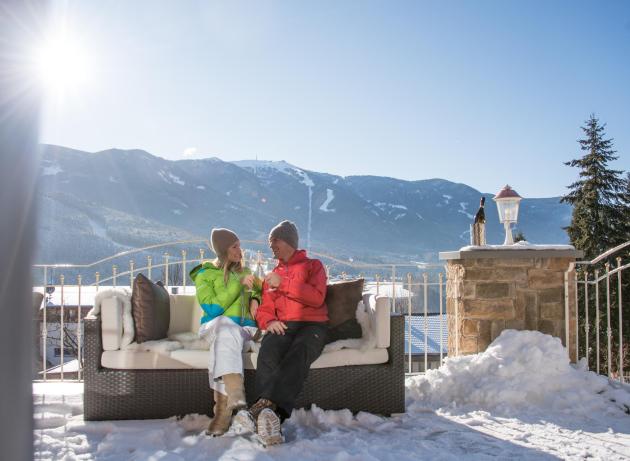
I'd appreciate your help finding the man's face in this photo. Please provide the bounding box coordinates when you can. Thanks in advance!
[269,237,295,262]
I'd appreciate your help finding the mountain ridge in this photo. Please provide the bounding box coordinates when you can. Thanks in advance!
[36,144,571,265]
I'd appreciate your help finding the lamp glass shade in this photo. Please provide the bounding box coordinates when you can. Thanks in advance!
[495,197,521,223]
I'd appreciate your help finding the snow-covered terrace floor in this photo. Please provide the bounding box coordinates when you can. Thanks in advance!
[34,331,630,460]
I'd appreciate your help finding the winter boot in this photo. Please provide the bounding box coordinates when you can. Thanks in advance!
[248,398,276,421]
[223,373,246,411]
[206,391,232,437]
[229,398,275,435]
[256,408,284,446]
[230,408,256,434]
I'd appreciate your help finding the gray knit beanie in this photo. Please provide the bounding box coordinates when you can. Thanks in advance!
[211,228,239,262]
[268,220,299,249]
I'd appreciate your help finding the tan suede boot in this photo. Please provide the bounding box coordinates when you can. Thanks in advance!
[223,373,247,411]
[206,391,231,437]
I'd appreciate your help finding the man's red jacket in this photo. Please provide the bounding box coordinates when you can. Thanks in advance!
[255,249,328,329]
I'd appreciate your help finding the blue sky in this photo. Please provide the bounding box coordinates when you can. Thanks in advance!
[39,1,630,197]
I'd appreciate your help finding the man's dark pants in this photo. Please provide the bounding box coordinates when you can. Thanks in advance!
[255,321,328,419]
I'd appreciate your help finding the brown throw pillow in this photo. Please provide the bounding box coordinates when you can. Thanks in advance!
[325,279,364,343]
[131,273,170,343]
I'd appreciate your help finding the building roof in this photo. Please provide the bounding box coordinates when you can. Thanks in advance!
[404,314,448,355]
[364,282,413,298]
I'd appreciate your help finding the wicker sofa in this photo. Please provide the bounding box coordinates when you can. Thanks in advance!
[83,293,404,421]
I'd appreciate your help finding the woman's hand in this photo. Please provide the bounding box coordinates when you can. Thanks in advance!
[249,298,259,319]
[241,274,255,290]
[266,320,287,335]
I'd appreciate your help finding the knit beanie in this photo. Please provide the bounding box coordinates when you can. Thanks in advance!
[268,220,299,249]
[211,228,239,262]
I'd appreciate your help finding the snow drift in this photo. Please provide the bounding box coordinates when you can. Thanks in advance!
[407,329,630,416]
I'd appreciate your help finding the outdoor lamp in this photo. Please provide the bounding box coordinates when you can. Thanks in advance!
[493,185,522,245]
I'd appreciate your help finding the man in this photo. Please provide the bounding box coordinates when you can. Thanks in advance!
[235,220,328,446]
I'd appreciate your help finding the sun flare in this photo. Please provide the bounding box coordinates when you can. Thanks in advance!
[33,32,92,94]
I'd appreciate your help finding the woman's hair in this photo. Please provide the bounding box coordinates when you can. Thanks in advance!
[213,254,243,285]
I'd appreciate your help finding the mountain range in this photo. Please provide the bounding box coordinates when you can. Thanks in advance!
[35,144,572,267]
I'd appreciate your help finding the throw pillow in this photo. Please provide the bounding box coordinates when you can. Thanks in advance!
[131,273,170,343]
[325,278,364,343]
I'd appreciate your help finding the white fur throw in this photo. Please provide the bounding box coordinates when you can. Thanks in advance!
[322,300,376,353]
[168,332,210,351]
[124,339,183,354]
[88,288,135,349]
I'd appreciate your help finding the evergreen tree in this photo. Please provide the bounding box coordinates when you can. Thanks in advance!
[623,171,630,224]
[513,231,526,243]
[562,115,629,375]
[561,114,628,260]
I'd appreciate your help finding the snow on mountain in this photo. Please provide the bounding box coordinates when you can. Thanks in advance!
[42,164,63,176]
[458,202,474,219]
[168,172,185,185]
[319,188,336,212]
[33,330,630,460]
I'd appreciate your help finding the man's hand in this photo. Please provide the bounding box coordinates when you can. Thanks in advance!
[241,274,255,290]
[266,320,287,335]
[265,272,282,289]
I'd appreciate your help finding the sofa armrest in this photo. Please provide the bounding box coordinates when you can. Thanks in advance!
[373,295,390,348]
[84,315,103,374]
[101,297,123,350]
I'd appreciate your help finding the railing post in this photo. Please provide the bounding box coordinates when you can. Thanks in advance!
[129,260,134,287]
[439,271,444,366]
[147,256,152,281]
[564,266,571,351]
[575,270,579,361]
[42,266,48,381]
[584,271,589,369]
[616,257,623,383]
[605,262,612,378]
[182,250,187,293]
[164,253,170,288]
[95,272,100,292]
[199,248,205,262]
[60,274,65,381]
[423,272,428,373]
[256,250,263,278]
[595,269,600,374]
[77,275,82,381]
[112,265,118,288]
[391,266,396,314]
[406,273,412,374]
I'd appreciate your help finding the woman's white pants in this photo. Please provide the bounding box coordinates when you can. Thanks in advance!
[198,316,256,395]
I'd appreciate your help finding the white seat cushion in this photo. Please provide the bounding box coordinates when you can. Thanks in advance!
[101,350,194,369]
[102,347,388,370]
[309,347,388,368]
[170,349,258,370]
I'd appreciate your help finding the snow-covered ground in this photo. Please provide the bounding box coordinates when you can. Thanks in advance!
[34,330,630,460]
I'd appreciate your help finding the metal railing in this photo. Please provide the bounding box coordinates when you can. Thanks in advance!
[568,241,629,382]
[33,239,447,382]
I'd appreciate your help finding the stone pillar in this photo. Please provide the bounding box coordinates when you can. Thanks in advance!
[439,247,583,362]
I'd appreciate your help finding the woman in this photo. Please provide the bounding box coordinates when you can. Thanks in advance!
[189,228,261,436]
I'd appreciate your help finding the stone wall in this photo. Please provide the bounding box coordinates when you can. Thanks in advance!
[443,252,579,362]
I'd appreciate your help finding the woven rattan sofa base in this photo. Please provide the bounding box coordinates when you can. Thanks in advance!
[83,314,405,421]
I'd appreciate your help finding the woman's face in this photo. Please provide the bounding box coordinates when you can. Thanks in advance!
[226,240,242,263]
